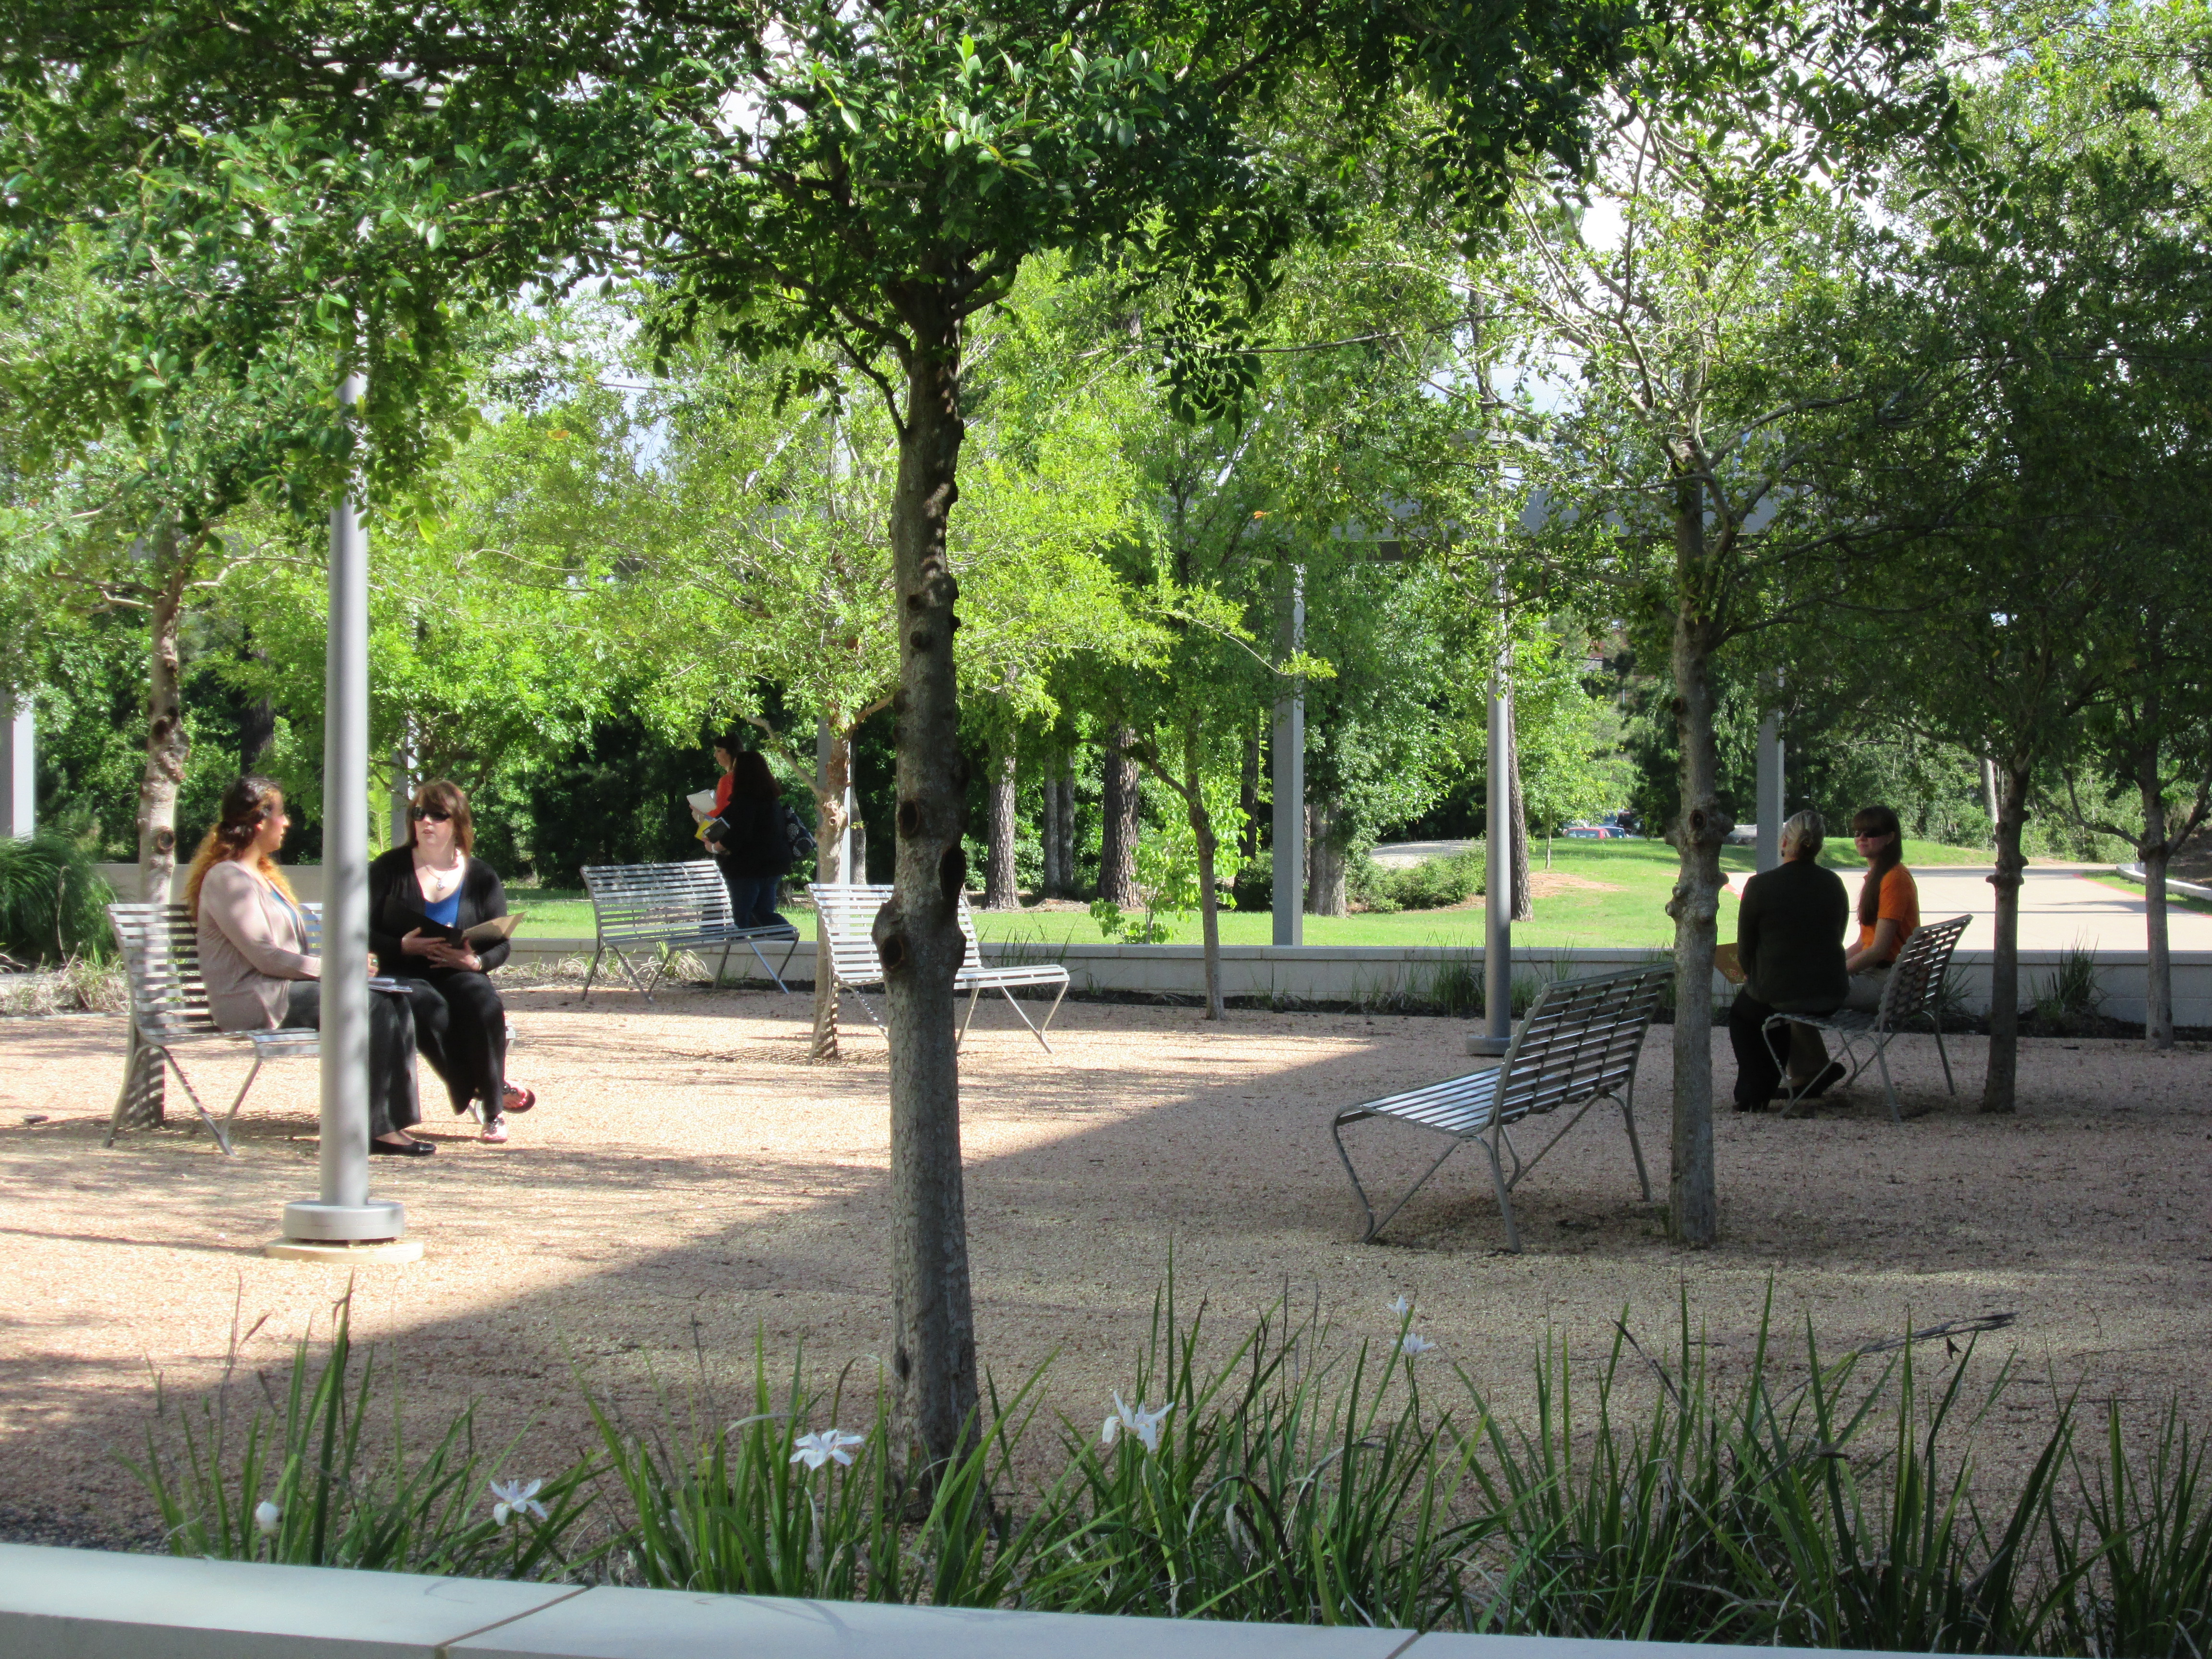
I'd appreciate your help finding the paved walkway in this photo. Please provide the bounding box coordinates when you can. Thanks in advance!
[1371,840,2212,953]
[1726,863,2212,953]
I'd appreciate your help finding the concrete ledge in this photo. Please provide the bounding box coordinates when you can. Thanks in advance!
[493,938,2212,1029]
[0,1544,582,1658]
[0,1543,1925,1659]
[2114,862,2212,904]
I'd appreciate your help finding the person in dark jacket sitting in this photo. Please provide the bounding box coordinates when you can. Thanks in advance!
[1727,809,1850,1111]
[702,743,793,929]
[369,779,537,1144]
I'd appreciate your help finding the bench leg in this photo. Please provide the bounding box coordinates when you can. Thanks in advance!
[1483,1124,1522,1254]
[744,936,791,995]
[956,982,985,1052]
[218,1055,266,1153]
[580,940,606,1002]
[714,939,736,989]
[774,935,800,993]
[1933,1018,1957,1095]
[1620,1077,1653,1201]
[1874,1038,1903,1125]
[998,985,1059,1053]
[1331,1112,1466,1245]
[1035,980,1070,1050]
[157,1046,232,1156]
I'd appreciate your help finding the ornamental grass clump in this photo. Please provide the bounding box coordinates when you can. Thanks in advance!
[129,1286,595,1578]
[125,1281,2212,1655]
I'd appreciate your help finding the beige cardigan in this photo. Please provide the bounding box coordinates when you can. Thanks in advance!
[196,859,321,1032]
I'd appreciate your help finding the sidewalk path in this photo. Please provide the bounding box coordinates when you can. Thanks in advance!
[1727,863,2212,953]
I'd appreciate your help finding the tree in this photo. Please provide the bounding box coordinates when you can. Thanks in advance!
[3,0,1703,1471]
[1496,14,1952,1239]
[1889,119,2212,1092]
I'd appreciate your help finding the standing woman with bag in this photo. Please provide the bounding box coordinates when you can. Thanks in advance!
[703,746,793,928]
[369,780,536,1144]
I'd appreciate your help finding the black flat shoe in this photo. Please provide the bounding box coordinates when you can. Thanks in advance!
[1800,1061,1848,1100]
[370,1136,436,1157]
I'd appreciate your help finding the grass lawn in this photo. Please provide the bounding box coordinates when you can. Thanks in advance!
[2085,871,2212,915]
[502,836,1999,948]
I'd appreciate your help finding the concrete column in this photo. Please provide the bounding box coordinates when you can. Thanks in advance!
[388,732,411,850]
[275,371,411,1260]
[1271,568,1304,947]
[1755,709,1784,873]
[0,691,31,838]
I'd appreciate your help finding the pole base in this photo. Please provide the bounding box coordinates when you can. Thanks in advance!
[279,1197,407,1243]
[264,1237,424,1264]
[1466,1034,1513,1058]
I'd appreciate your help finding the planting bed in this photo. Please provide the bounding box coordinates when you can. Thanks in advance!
[1,985,2208,1551]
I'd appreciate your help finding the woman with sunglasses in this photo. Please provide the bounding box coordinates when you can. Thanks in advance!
[369,780,536,1143]
[187,774,428,1153]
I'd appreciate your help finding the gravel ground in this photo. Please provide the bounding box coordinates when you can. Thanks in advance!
[2,987,2208,1550]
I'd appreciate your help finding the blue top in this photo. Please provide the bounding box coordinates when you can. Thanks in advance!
[424,890,461,928]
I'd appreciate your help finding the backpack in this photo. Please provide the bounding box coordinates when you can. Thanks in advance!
[781,801,819,860]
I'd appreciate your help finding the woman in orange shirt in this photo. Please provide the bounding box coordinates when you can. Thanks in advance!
[1843,804,1919,1002]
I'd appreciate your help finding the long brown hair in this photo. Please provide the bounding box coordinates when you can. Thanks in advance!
[728,749,780,805]
[184,775,301,917]
[1852,804,1903,927]
[405,779,475,856]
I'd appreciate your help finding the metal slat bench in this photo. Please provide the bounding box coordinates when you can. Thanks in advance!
[807,883,1072,1051]
[580,862,801,1002]
[1763,913,1969,1122]
[1330,964,1670,1251]
[105,901,322,1155]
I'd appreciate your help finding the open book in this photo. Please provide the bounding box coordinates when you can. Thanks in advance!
[419,914,522,949]
[1713,942,1746,985]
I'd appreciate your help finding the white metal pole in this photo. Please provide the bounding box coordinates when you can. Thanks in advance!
[1755,711,1784,873]
[1272,567,1304,947]
[0,690,31,839]
[278,370,407,1252]
[1471,616,1514,1057]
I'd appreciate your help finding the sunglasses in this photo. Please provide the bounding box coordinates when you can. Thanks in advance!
[412,807,453,824]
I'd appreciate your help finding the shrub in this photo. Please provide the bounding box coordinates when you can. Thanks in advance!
[1230,861,1272,913]
[0,833,115,968]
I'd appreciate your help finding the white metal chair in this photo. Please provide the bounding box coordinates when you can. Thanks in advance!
[806,884,1072,1051]
[1763,914,1970,1123]
[580,862,801,1002]
[1330,964,1670,1251]
[105,902,320,1155]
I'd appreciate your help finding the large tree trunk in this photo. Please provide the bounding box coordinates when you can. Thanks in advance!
[1239,723,1260,864]
[1098,727,1139,906]
[982,736,1019,909]
[1040,755,1061,897]
[1184,721,1225,1020]
[115,540,193,1135]
[1982,761,2033,1112]
[2138,765,2174,1051]
[1306,797,1347,917]
[1507,684,1533,923]
[1054,767,1075,896]
[137,542,191,907]
[1664,496,1722,1248]
[810,725,854,1062]
[877,332,978,1475]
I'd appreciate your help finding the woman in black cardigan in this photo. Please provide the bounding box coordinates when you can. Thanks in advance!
[369,779,537,1143]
